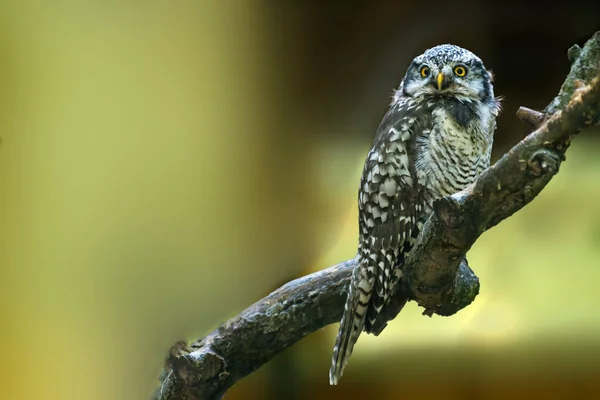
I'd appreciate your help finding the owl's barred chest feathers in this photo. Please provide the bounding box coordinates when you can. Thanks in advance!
[413,97,495,201]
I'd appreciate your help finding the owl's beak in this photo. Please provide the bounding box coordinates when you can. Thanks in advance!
[436,73,444,91]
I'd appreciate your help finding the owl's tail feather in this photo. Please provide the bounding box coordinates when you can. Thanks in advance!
[329,269,371,385]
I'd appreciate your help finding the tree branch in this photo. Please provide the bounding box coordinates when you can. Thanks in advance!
[154,31,600,400]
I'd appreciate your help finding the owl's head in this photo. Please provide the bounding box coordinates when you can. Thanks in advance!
[400,44,495,103]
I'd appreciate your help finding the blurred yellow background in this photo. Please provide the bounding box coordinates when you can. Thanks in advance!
[1,1,599,399]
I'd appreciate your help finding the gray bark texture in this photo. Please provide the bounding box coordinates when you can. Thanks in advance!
[154,31,600,400]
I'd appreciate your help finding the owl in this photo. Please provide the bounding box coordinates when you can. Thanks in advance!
[330,44,501,385]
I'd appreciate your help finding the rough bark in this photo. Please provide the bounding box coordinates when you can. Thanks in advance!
[154,31,600,400]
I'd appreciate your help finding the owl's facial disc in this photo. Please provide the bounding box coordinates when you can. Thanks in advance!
[401,44,494,102]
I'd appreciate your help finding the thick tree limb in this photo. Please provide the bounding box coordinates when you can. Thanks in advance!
[155,31,600,400]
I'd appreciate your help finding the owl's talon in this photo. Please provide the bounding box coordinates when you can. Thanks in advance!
[528,148,562,177]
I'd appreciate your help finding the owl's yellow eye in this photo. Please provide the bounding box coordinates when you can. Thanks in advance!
[454,66,467,77]
[420,66,430,77]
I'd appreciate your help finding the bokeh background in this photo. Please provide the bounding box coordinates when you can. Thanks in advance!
[1,1,599,399]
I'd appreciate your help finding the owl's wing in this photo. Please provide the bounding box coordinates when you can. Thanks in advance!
[358,97,427,332]
[330,96,428,384]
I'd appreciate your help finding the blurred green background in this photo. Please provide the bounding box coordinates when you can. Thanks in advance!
[1,1,599,399]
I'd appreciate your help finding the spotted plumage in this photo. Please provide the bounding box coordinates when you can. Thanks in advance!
[330,44,501,385]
